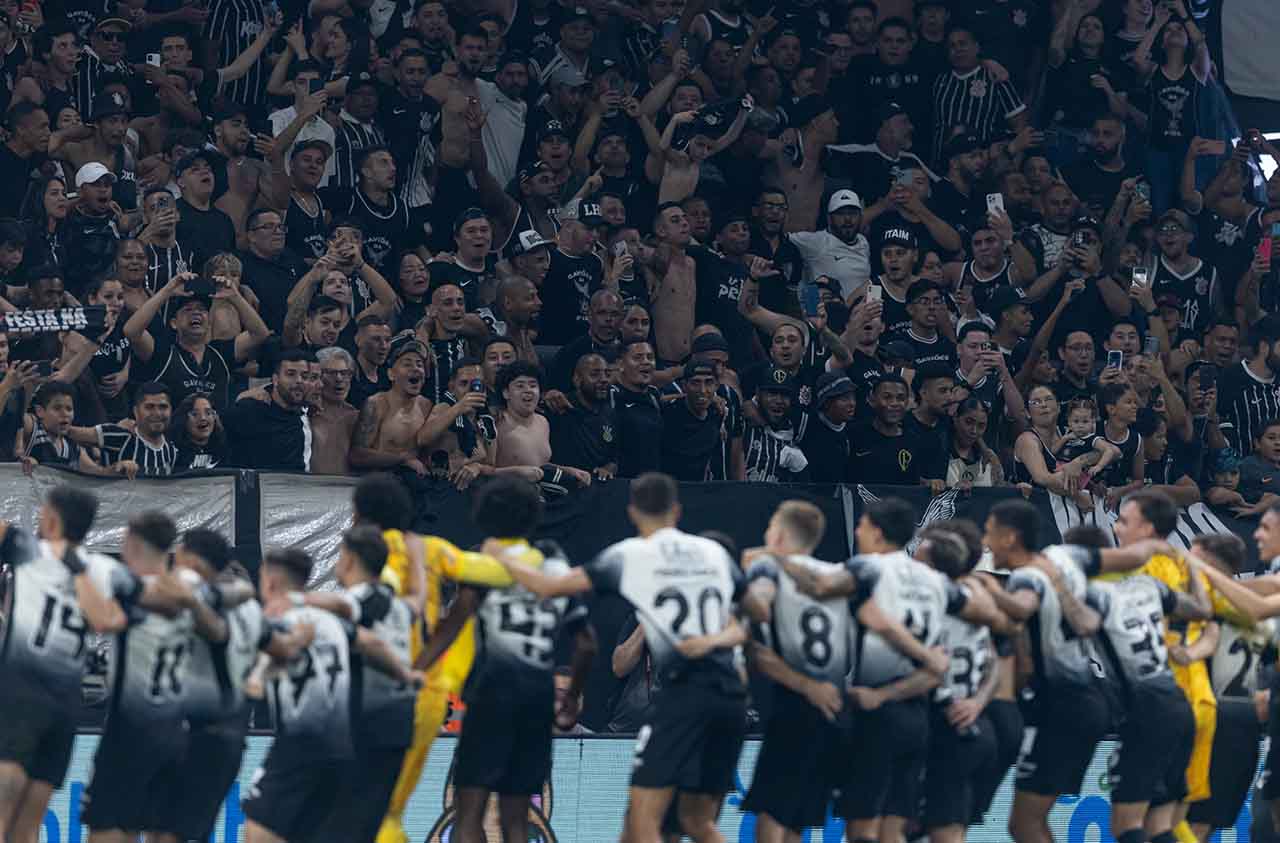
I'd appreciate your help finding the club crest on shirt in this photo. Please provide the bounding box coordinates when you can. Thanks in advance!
[970,78,988,98]
[1195,276,1209,296]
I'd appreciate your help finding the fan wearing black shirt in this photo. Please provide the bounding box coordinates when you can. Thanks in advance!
[610,340,663,479]
[849,373,940,487]
[904,362,955,480]
[428,207,499,312]
[796,372,857,483]
[330,147,420,276]
[660,358,726,482]
[887,281,956,368]
[224,349,314,471]
[0,103,52,218]
[540,202,606,345]
[1062,114,1136,220]
[173,151,237,262]
[549,289,622,395]
[549,352,618,480]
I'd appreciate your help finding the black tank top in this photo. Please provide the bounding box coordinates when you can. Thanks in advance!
[286,192,327,261]
[961,259,1015,318]
[1102,427,1143,487]
[1014,428,1059,485]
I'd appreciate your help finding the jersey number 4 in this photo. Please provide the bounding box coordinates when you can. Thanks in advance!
[30,592,88,658]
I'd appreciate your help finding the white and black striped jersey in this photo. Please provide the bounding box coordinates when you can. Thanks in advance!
[102,567,195,724]
[24,424,82,468]
[1087,575,1179,695]
[1216,359,1280,458]
[203,0,269,109]
[846,551,968,688]
[743,421,805,483]
[345,580,416,747]
[586,527,744,690]
[1208,616,1278,701]
[469,543,589,699]
[183,593,270,724]
[92,424,178,476]
[267,606,357,761]
[938,612,992,701]
[1005,544,1102,686]
[930,67,1026,163]
[332,117,386,189]
[0,533,136,711]
[747,554,851,685]
[74,49,132,129]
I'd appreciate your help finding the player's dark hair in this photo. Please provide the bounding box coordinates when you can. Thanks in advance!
[1191,533,1247,574]
[33,380,75,408]
[472,475,543,538]
[989,499,1041,551]
[181,528,232,572]
[128,511,178,554]
[496,359,542,394]
[1123,489,1178,537]
[357,313,390,331]
[877,15,912,35]
[5,100,43,132]
[353,473,413,531]
[864,498,916,548]
[630,472,680,518]
[264,547,314,588]
[1062,525,1111,548]
[342,524,389,577]
[933,518,983,572]
[699,529,738,560]
[481,334,517,359]
[46,485,98,544]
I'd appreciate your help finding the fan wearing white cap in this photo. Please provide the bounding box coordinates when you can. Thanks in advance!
[785,189,871,299]
[62,162,124,289]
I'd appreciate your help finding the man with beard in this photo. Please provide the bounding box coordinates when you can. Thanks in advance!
[417,357,496,488]
[660,357,727,481]
[745,368,809,482]
[64,163,123,292]
[688,210,756,367]
[549,288,621,397]
[488,159,562,253]
[379,48,437,208]
[1216,314,1280,459]
[826,102,931,207]
[224,349,314,470]
[932,133,991,237]
[504,226,553,292]
[202,104,270,237]
[332,147,419,277]
[350,314,393,409]
[795,371,855,482]
[351,339,434,476]
[476,275,542,366]
[849,373,940,485]
[476,52,529,189]
[748,187,804,316]
[416,281,472,404]
[610,339,664,478]
[787,190,871,300]
[1063,114,1136,220]
[424,26,488,178]
[124,272,269,409]
[174,151,236,261]
[311,346,358,475]
[550,352,618,479]
[61,91,136,210]
[67,381,179,475]
[540,201,605,345]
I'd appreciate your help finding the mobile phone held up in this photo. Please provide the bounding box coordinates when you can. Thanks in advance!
[1107,350,1123,370]
[801,284,821,318]
[1131,266,1149,289]
[866,284,883,303]
[1198,364,1217,393]
[986,193,1005,215]
[1143,334,1160,356]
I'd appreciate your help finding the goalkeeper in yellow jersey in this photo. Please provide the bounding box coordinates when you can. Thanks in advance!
[1113,492,1217,843]
[347,474,515,843]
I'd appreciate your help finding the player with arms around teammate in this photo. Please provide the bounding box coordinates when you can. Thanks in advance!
[490,472,749,843]
[979,499,1171,843]
[739,500,951,843]
[778,499,1004,843]
[0,487,131,843]
[457,477,596,843]
[159,529,314,843]
[241,547,418,843]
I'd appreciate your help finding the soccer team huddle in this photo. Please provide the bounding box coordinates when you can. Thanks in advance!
[5,475,1280,843]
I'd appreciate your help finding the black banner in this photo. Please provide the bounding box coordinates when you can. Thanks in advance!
[1,306,107,335]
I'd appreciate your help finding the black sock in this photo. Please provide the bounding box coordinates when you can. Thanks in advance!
[1118,829,1146,843]
[1152,831,1177,843]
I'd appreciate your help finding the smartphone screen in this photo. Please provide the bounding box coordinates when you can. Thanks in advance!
[1107,350,1123,369]
[801,284,821,317]
[1143,335,1159,356]
[1199,364,1217,392]
[308,78,324,95]
[1131,267,1149,288]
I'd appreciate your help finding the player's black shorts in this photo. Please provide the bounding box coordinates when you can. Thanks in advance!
[1109,681,1194,806]
[836,696,929,821]
[972,698,1025,824]
[81,714,187,832]
[1015,680,1111,796]
[742,685,847,832]
[923,708,996,829]
[316,743,408,843]
[1188,699,1262,828]
[454,692,554,796]
[1264,683,1280,801]
[163,720,247,841]
[0,688,76,786]
[630,679,747,794]
[241,746,349,842]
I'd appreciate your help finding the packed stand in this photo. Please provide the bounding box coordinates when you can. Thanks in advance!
[0,0,1266,505]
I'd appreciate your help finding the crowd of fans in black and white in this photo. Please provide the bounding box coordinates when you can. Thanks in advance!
[0,0,1273,511]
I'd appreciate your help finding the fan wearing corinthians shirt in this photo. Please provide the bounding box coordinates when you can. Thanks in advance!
[123,272,271,409]
[1083,537,1208,843]
[0,487,133,843]
[886,280,956,368]
[781,498,1001,843]
[1151,209,1221,341]
[163,529,312,843]
[741,501,952,841]
[491,473,749,843]
[451,478,594,843]
[980,499,1173,843]
[80,511,241,842]
[241,547,417,843]
[295,526,420,843]
[867,227,922,337]
[1215,313,1280,458]
[65,381,179,476]
[328,147,421,277]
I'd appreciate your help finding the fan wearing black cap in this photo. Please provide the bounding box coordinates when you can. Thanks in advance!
[794,371,855,483]
[686,208,756,366]
[863,226,922,337]
[660,330,747,482]
[660,356,736,481]
[931,133,992,236]
[61,89,137,210]
[745,367,810,482]
[826,101,931,206]
[123,271,270,410]
[539,198,606,345]
[850,371,943,486]
[482,158,561,258]
[888,280,957,368]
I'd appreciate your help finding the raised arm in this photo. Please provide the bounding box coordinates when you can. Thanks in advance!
[124,272,194,360]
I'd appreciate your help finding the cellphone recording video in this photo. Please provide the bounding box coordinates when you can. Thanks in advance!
[866,284,883,303]
[1198,364,1217,393]
[1107,350,1123,370]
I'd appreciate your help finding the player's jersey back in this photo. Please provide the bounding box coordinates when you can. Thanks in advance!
[1007,544,1098,686]
[102,563,195,725]
[748,553,851,685]
[268,606,356,761]
[938,611,992,701]
[183,591,268,723]
[1088,575,1179,695]
[347,579,416,746]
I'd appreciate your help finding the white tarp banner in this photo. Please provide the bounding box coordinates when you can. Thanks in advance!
[1223,0,1280,101]
[257,472,358,588]
[0,464,235,553]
